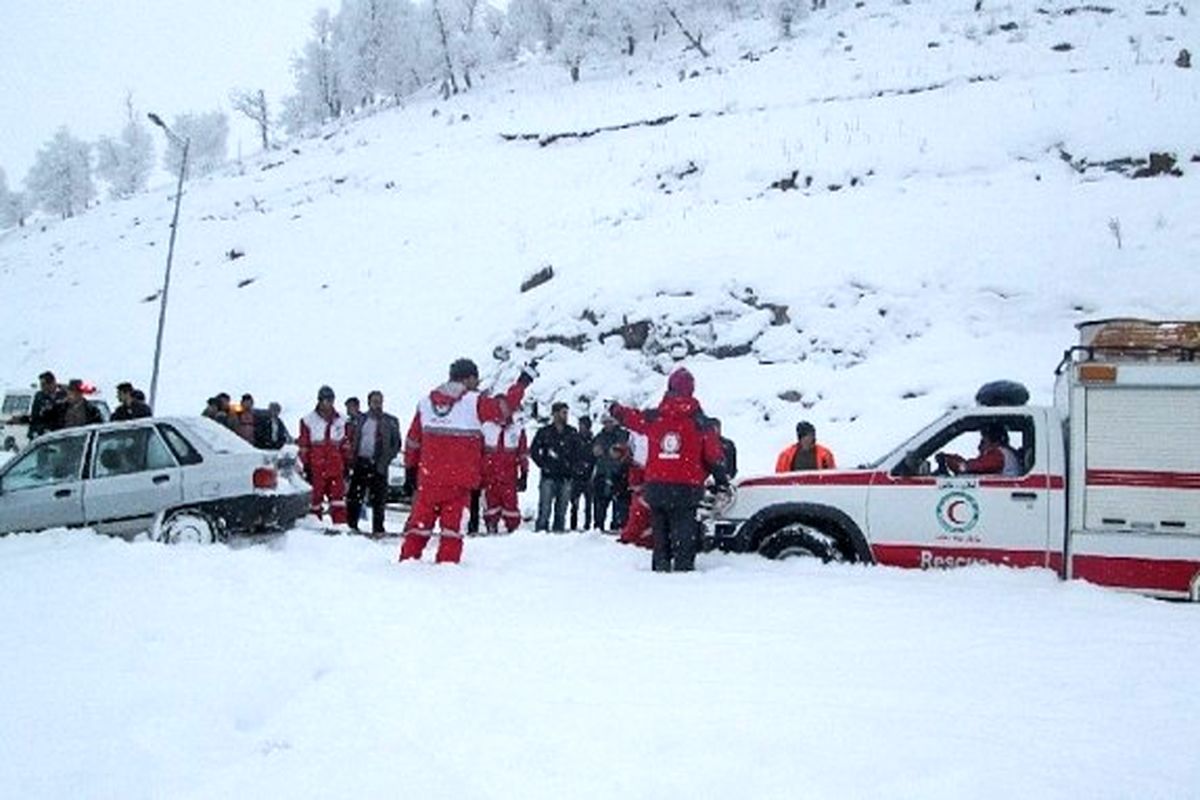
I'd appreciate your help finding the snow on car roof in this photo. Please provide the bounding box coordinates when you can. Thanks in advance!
[172,417,257,455]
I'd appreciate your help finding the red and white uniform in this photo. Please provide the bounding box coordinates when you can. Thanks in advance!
[298,408,351,524]
[399,379,526,563]
[618,432,653,549]
[482,419,528,533]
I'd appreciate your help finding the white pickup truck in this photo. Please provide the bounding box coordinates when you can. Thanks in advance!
[707,319,1200,600]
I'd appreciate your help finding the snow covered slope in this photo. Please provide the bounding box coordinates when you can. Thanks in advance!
[1,1,1196,468]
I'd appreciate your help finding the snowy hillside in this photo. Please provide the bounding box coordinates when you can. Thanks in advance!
[1,0,1196,469]
[2,3,1199,798]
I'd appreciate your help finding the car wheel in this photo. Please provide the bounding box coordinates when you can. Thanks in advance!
[156,510,223,545]
[758,522,845,563]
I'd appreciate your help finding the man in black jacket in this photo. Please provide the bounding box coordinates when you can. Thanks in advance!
[111,382,153,421]
[570,415,595,530]
[28,371,66,438]
[530,402,581,532]
[591,413,630,531]
[254,402,291,449]
[346,390,403,536]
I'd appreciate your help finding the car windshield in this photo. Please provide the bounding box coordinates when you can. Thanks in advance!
[178,417,257,454]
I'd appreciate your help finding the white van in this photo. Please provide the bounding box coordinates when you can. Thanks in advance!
[1,386,111,452]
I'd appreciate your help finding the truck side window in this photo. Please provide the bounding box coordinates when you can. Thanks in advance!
[893,416,1035,477]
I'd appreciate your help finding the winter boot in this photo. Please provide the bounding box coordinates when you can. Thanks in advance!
[399,533,430,561]
[435,535,464,564]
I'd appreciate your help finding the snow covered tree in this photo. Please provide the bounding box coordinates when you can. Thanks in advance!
[335,0,422,109]
[164,111,229,177]
[95,94,154,199]
[438,0,500,92]
[771,0,808,38]
[557,0,603,82]
[25,126,95,219]
[282,9,342,134]
[504,0,562,56]
[230,88,272,151]
[0,168,31,228]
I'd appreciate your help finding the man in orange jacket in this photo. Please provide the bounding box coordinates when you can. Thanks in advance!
[775,421,836,472]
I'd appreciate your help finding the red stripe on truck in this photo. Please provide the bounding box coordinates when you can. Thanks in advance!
[739,472,1065,490]
[1071,554,1200,596]
[1086,469,1200,490]
[871,544,1061,571]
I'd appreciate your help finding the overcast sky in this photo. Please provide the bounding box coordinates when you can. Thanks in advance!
[0,0,332,182]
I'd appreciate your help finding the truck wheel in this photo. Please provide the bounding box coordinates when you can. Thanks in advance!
[758,522,845,563]
[155,510,223,545]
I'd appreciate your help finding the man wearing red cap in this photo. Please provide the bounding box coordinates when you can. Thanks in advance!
[610,367,729,572]
[399,358,536,564]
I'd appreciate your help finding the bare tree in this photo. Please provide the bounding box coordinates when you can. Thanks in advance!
[432,0,461,97]
[95,93,154,199]
[230,88,272,151]
[661,2,710,58]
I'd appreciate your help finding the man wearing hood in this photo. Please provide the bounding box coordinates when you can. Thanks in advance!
[399,358,536,564]
[610,367,728,572]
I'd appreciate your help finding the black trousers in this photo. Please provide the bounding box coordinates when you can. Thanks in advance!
[642,483,705,572]
[569,477,592,530]
[347,457,388,533]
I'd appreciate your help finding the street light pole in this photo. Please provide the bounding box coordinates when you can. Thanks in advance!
[146,113,189,413]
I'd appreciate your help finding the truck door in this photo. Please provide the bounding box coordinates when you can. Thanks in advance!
[83,425,183,537]
[0,432,89,533]
[867,411,1056,570]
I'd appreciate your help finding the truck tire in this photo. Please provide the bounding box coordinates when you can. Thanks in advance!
[758,521,846,563]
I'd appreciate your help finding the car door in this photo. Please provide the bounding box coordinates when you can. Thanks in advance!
[866,412,1053,569]
[0,432,89,533]
[83,425,183,537]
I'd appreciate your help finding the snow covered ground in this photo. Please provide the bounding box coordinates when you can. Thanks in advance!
[2,528,1198,799]
[1,1,1199,797]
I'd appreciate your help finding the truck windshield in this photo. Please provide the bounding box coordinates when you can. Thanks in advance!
[858,411,957,469]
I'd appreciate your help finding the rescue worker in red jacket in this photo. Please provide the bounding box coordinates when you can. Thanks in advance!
[611,367,728,572]
[481,415,529,534]
[939,423,1021,476]
[617,431,653,549]
[775,420,837,472]
[297,385,352,525]
[399,358,536,564]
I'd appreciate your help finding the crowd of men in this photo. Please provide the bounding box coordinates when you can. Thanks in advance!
[17,361,845,572]
[22,372,149,438]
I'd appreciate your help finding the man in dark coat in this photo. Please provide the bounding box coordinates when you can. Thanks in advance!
[570,415,595,530]
[591,413,630,531]
[111,382,153,421]
[29,371,66,438]
[529,402,581,532]
[713,418,738,480]
[56,379,103,429]
[611,368,728,572]
[346,390,403,536]
[254,402,292,449]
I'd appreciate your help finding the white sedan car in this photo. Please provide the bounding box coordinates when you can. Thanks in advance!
[0,416,310,543]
